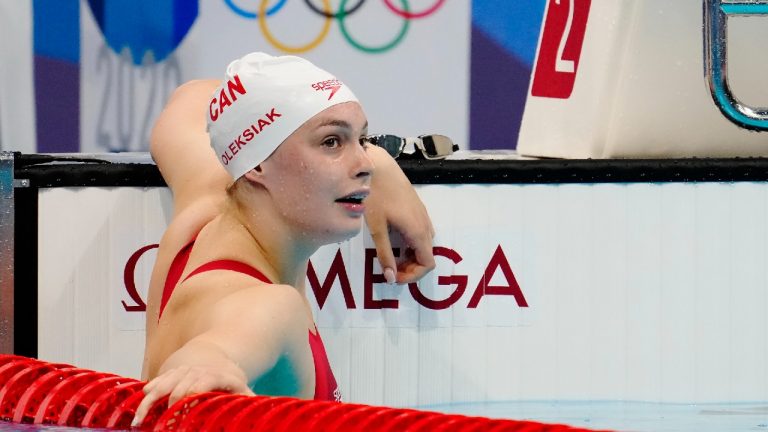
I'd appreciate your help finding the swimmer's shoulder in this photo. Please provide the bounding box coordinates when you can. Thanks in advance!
[168,79,220,103]
[153,200,223,264]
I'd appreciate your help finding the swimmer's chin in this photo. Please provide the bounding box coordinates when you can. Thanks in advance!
[322,224,364,245]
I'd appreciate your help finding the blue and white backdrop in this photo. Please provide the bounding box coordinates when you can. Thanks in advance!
[0,0,552,154]
[3,0,766,157]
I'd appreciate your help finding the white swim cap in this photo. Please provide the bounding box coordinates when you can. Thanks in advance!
[207,52,359,179]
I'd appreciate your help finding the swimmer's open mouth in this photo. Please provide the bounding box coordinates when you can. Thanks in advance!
[335,191,368,204]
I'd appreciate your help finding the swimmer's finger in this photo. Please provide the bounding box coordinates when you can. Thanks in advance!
[396,248,435,283]
[168,371,199,406]
[133,386,167,427]
[398,263,431,284]
[397,267,428,284]
[369,225,397,284]
[133,367,188,426]
[142,375,161,394]
[413,237,436,270]
[397,232,435,283]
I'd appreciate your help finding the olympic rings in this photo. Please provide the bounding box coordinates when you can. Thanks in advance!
[338,0,409,54]
[258,0,333,54]
[303,0,367,19]
[383,0,444,19]
[225,0,288,19]
[224,0,445,54]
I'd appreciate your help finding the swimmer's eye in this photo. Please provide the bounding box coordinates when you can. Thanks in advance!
[359,137,370,149]
[322,137,341,148]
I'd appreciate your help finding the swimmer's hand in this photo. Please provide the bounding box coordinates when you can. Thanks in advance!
[365,146,436,284]
[132,357,253,427]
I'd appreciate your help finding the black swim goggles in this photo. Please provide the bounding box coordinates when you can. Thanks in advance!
[362,134,458,160]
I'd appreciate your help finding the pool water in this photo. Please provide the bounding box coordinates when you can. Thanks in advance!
[424,400,768,431]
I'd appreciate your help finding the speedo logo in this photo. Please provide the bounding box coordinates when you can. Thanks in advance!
[312,79,343,100]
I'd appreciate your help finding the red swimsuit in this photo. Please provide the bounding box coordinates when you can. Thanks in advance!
[159,240,340,401]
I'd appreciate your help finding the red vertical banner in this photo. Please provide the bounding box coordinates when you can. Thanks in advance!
[531,0,592,99]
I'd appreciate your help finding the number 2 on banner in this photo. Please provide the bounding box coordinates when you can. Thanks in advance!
[531,0,591,99]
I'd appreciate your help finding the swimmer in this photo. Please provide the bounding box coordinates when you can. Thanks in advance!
[133,52,435,425]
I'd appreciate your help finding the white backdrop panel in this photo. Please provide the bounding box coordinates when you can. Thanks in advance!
[37,182,768,405]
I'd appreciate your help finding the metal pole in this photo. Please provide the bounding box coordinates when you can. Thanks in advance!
[704,0,768,131]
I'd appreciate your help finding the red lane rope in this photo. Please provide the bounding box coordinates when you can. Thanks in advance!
[0,355,612,431]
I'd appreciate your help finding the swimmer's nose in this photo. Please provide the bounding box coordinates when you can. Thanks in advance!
[353,141,374,181]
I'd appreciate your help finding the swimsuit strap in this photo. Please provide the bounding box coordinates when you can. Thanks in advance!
[159,240,273,319]
[181,259,273,285]
[159,240,195,317]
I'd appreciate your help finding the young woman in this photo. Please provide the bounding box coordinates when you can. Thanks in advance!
[133,52,435,425]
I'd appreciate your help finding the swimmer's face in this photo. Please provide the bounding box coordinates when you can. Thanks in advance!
[257,102,373,244]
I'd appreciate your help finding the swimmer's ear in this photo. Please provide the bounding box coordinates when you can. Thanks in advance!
[242,165,265,186]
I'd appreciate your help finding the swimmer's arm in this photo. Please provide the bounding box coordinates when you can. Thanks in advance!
[364,145,436,283]
[133,284,311,426]
[150,79,233,214]
[143,80,237,379]
[138,339,254,410]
